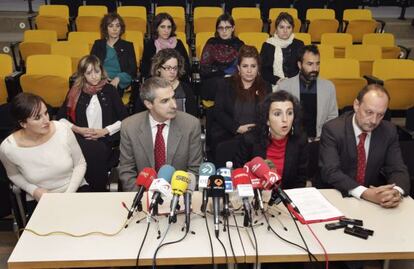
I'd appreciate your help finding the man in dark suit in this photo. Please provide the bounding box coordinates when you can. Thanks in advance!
[118,77,202,191]
[319,84,409,208]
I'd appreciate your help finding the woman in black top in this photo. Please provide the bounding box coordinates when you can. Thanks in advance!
[260,12,304,91]
[210,45,271,155]
[57,55,128,191]
[91,13,137,97]
[141,13,190,80]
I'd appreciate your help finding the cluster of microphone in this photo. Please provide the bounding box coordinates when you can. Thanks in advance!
[127,156,300,235]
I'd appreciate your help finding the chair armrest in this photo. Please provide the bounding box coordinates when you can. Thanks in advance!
[5,71,23,102]
[27,14,36,29]
[342,20,349,32]
[305,19,311,32]
[398,45,411,59]
[363,75,384,85]
[376,19,386,33]
[10,41,23,71]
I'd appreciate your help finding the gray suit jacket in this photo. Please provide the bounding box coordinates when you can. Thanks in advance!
[278,74,338,137]
[118,111,202,191]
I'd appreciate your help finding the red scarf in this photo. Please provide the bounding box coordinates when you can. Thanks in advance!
[66,80,107,122]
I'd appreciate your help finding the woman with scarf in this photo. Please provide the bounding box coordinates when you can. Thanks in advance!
[141,12,190,81]
[57,55,128,192]
[260,12,304,91]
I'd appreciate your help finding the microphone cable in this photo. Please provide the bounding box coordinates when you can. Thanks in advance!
[225,209,238,266]
[232,213,247,259]
[261,208,318,261]
[250,224,259,269]
[215,233,229,268]
[152,223,172,269]
[204,210,215,268]
[305,222,329,269]
[136,219,151,268]
[287,209,313,263]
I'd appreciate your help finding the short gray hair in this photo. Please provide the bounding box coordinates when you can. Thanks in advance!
[140,77,171,103]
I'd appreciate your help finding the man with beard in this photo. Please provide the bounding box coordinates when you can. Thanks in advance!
[278,45,338,138]
[118,77,202,191]
[319,84,409,208]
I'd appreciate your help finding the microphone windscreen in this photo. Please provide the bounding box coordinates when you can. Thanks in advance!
[187,172,197,192]
[157,165,175,183]
[209,175,225,197]
[171,170,189,196]
[136,167,157,189]
[264,159,275,169]
[231,168,251,188]
[199,162,216,176]
[249,157,270,178]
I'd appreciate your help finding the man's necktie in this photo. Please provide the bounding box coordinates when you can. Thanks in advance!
[356,132,368,185]
[154,123,166,172]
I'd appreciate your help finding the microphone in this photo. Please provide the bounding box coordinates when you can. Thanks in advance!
[232,168,254,226]
[169,170,189,223]
[185,172,196,232]
[268,187,300,213]
[148,164,175,213]
[209,175,225,237]
[128,167,156,219]
[199,162,216,212]
[217,163,233,217]
[249,157,281,190]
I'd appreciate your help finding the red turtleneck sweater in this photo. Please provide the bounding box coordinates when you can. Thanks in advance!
[266,136,288,180]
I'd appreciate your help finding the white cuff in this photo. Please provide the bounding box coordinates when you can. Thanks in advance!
[348,186,368,199]
[105,121,121,136]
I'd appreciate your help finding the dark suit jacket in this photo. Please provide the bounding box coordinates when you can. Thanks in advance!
[319,111,410,195]
[90,39,138,79]
[260,38,304,85]
[233,131,308,189]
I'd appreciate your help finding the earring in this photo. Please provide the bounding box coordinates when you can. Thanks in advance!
[291,125,294,136]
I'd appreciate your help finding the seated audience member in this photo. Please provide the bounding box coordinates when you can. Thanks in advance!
[278,44,338,139]
[319,84,410,208]
[261,12,304,91]
[91,13,137,96]
[57,55,128,192]
[141,13,190,81]
[200,13,244,101]
[0,93,88,214]
[118,77,202,191]
[144,48,197,117]
[210,45,271,155]
[234,90,308,189]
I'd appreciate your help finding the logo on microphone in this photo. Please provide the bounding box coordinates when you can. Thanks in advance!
[214,178,224,187]
[201,163,215,174]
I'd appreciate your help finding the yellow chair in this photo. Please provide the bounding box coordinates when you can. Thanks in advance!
[268,8,301,34]
[232,7,263,35]
[238,32,269,52]
[196,32,215,60]
[342,9,384,43]
[294,33,311,45]
[51,41,90,73]
[35,5,70,40]
[193,7,222,34]
[317,44,335,59]
[156,7,186,33]
[176,32,190,56]
[123,31,144,67]
[76,6,108,32]
[0,54,13,104]
[345,45,382,77]
[117,6,147,35]
[306,9,339,43]
[20,55,72,107]
[68,31,101,51]
[18,30,58,65]
[320,58,367,109]
[321,33,353,58]
[371,59,414,110]
[362,33,404,59]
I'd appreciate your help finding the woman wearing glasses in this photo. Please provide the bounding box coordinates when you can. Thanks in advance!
[199,13,244,101]
[148,49,197,117]
[141,13,190,81]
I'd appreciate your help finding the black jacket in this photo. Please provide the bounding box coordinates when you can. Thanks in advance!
[90,39,138,79]
[233,131,308,189]
[140,38,190,80]
[260,38,304,85]
[57,84,128,143]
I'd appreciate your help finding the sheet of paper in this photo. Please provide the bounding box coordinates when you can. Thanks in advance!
[285,187,343,222]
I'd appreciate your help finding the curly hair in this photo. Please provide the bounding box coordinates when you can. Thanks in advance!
[150,48,185,78]
[255,90,303,148]
[100,13,126,40]
[152,13,177,39]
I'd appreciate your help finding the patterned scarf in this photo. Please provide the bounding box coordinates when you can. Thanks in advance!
[154,36,177,53]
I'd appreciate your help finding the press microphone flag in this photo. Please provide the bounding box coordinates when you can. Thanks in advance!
[169,170,189,223]
[128,167,156,219]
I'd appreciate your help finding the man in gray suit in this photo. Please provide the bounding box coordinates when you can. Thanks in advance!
[278,44,338,138]
[118,77,202,191]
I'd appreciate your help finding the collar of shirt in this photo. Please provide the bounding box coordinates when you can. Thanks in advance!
[299,75,317,94]
[352,114,371,143]
[148,114,170,147]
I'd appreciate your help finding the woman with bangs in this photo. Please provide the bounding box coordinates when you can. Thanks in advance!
[57,55,128,192]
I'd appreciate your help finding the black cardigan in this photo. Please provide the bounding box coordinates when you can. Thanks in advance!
[90,39,138,79]
[56,84,128,143]
[233,131,308,189]
[260,38,304,85]
[140,38,190,80]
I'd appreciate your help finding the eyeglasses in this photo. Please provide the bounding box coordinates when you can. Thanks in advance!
[161,65,178,72]
[217,26,233,32]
